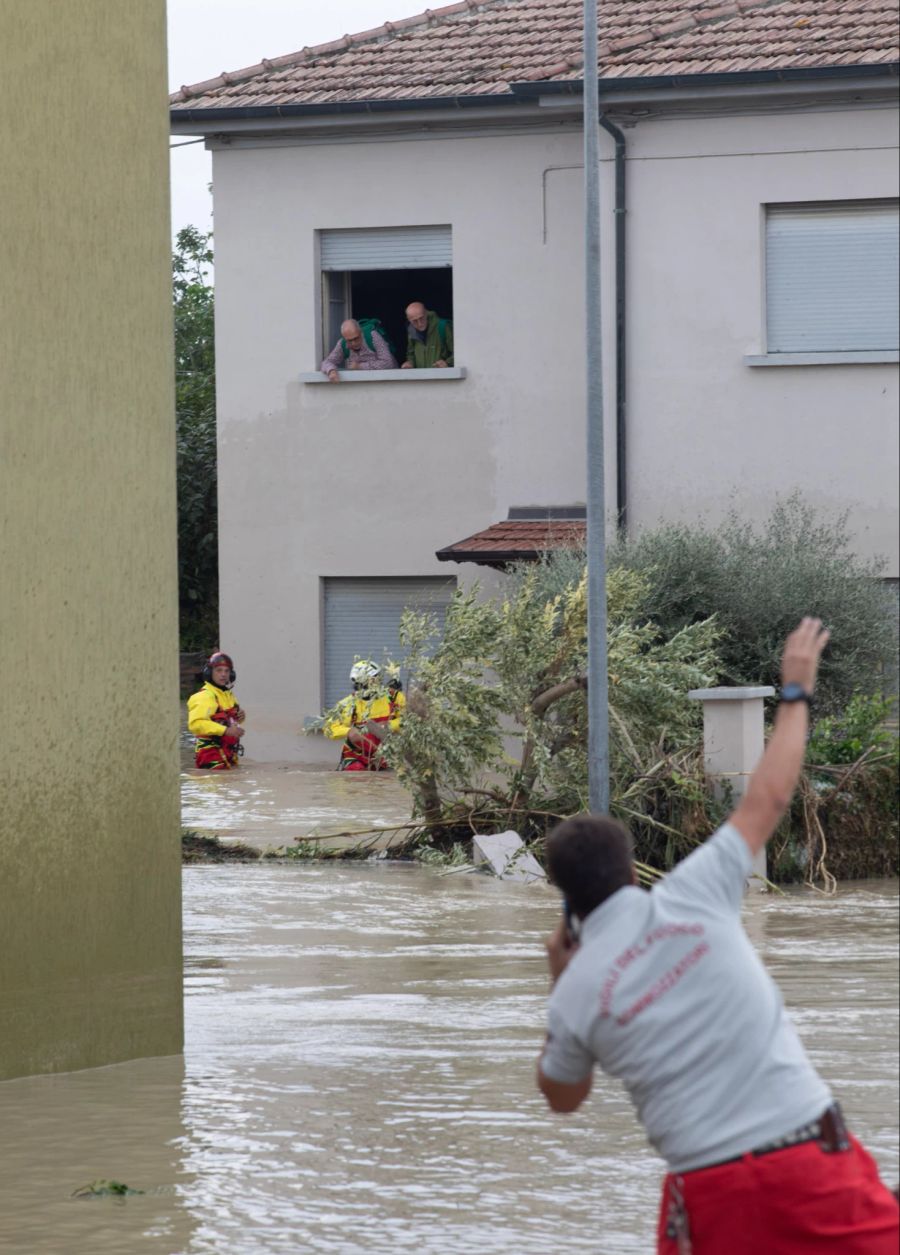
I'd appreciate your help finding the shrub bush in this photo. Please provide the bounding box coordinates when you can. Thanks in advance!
[325,509,897,884]
[773,695,900,885]
[608,495,897,714]
[379,562,720,843]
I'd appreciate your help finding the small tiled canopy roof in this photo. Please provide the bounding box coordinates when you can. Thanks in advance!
[171,0,898,112]
[437,517,587,567]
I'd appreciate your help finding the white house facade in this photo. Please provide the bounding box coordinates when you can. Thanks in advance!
[171,0,900,758]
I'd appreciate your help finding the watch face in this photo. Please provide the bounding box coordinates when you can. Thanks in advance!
[781,684,810,702]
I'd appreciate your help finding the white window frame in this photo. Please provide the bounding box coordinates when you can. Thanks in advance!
[745,198,900,367]
[302,225,465,383]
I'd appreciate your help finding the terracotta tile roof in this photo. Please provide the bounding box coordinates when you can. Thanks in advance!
[171,0,899,112]
[436,517,587,565]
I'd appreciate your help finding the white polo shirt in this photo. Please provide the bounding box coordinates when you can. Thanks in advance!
[542,823,831,1172]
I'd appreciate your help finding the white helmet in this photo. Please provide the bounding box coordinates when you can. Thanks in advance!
[350,660,381,687]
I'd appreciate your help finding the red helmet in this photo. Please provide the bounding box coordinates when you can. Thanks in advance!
[203,652,235,686]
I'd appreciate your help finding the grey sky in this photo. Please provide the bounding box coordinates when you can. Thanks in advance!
[168,0,430,237]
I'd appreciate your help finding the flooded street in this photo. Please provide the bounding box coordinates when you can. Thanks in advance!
[0,762,897,1253]
[180,746,413,851]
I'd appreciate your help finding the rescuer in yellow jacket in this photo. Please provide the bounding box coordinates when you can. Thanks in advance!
[325,660,405,771]
[187,651,246,769]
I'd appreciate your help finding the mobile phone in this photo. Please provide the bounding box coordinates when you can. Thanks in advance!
[563,899,581,944]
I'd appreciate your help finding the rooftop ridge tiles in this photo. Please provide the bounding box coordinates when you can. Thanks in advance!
[172,0,504,102]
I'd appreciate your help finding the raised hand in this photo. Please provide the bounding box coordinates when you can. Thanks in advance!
[781,617,831,694]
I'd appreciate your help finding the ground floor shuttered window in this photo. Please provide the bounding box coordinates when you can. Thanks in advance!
[322,576,457,710]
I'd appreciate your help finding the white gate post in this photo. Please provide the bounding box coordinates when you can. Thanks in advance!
[687,686,776,888]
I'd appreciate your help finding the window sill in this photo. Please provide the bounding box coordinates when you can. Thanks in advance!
[301,367,467,384]
[744,351,899,367]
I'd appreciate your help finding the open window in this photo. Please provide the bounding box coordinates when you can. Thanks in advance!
[319,226,453,364]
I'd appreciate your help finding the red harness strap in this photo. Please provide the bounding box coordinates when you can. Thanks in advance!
[338,699,397,772]
[194,706,241,770]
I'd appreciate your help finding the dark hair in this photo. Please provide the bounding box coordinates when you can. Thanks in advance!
[545,815,634,920]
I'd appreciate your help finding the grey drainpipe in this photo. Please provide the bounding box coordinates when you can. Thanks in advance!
[598,114,627,534]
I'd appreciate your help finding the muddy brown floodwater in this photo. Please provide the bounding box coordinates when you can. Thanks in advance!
[0,759,897,1254]
[180,747,414,851]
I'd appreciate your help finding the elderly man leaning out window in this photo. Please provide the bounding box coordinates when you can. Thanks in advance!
[321,318,397,381]
[401,302,453,369]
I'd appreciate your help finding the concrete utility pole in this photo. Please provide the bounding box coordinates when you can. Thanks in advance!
[584,0,611,813]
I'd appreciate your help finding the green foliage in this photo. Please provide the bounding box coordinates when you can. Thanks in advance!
[410,836,470,868]
[774,739,900,885]
[381,540,895,882]
[497,564,721,811]
[73,1180,144,1198]
[382,588,507,821]
[382,560,720,840]
[174,226,218,649]
[608,495,897,714]
[276,839,326,860]
[807,694,897,765]
[615,748,732,873]
[779,695,900,883]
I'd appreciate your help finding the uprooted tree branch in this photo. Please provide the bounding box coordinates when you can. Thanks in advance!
[351,548,897,887]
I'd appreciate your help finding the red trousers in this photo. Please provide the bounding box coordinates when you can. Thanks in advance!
[195,735,240,770]
[657,1136,899,1254]
[338,730,389,771]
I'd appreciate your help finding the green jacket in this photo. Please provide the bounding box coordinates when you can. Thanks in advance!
[405,311,453,368]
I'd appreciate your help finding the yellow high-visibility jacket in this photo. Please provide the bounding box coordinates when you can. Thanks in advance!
[187,682,239,739]
[325,690,406,739]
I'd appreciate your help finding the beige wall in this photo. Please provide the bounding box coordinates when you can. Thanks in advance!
[622,104,899,553]
[209,98,898,753]
[0,1,183,1078]
[212,128,595,753]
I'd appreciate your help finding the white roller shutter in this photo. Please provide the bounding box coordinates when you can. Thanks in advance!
[766,201,899,353]
[320,226,452,271]
[323,577,457,710]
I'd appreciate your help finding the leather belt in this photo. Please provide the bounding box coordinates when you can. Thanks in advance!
[693,1102,849,1172]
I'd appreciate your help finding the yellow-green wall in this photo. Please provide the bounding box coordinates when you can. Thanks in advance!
[0,0,183,1079]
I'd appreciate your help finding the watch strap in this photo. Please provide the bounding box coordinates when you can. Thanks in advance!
[779,684,812,704]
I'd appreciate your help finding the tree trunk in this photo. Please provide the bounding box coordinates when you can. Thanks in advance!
[513,673,588,809]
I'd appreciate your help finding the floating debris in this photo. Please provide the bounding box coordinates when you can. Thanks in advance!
[72,1180,145,1199]
[181,830,261,862]
[472,831,546,884]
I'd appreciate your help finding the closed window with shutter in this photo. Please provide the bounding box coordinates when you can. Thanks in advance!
[765,201,899,354]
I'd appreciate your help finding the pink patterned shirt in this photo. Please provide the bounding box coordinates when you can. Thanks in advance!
[321,330,397,375]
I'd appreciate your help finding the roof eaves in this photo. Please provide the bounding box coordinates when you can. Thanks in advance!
[511,60,900,99]
[171,61,900,128]
[436,547,544,564]
[170,90,523,126]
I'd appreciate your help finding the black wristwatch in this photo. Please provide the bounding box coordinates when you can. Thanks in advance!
[779,683,812,704]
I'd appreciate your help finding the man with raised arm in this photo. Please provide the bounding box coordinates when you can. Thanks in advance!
[537,619,899,1254]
